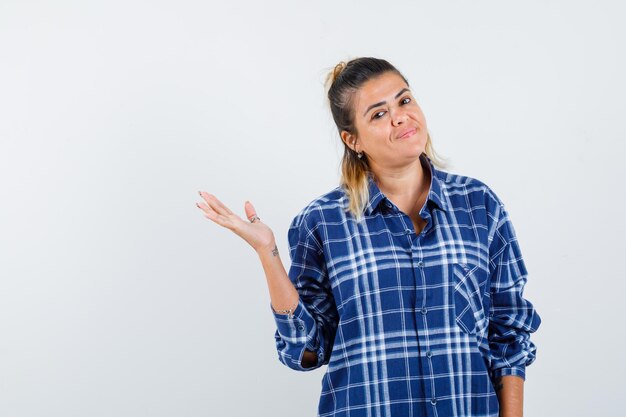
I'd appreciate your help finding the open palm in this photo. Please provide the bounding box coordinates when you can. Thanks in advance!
[196,191,275,252]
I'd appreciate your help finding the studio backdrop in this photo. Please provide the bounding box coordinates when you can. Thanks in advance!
[1,1,624,416]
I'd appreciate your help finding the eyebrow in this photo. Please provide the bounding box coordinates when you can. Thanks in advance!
[363,88,411,117]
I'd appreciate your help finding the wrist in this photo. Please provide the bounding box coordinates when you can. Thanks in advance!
[270,298,299,318]
[256,241,279,257]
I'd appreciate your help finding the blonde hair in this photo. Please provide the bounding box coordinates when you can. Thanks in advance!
[325,57,449,223]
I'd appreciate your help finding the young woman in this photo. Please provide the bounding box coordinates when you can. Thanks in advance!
[196,57,541,417]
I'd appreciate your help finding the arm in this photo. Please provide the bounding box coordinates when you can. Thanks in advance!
[493,375,524,417]
[257,244,318,368]
[264,211,339,372]
[195,193,332,370]
[485,191,542,415]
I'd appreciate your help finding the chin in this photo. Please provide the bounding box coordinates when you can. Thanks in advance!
[410,142,426,155]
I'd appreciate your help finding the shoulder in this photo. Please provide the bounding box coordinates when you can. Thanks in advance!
[434,166,505,216]
[288,185,347,234]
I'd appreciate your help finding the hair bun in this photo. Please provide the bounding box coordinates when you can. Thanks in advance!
[325,60,348,93]
[332,61,347,81]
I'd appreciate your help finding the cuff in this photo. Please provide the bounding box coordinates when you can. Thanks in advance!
[270,299,322,370]
[271,298,314,328]
[491,365,526,381]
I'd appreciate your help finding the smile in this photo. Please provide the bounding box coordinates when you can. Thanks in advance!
[397,128,416,139]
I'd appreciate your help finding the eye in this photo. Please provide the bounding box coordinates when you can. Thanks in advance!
[372,110,386,120]
[401,97,411,105]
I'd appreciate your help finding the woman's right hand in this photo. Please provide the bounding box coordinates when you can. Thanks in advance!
[196,191,276,253]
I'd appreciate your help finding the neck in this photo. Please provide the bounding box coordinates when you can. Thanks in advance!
[371,155,430,201]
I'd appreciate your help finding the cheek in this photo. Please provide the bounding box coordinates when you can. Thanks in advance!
[372,125,392,140]
[360,122,385,138]
[415,107,426,123]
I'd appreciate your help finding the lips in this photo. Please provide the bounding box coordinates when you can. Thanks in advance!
[397,128,417,139]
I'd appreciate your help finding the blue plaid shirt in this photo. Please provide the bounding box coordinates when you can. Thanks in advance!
[271,153,541,417]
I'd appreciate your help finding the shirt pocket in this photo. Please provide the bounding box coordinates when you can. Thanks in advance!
[452,262,490,341]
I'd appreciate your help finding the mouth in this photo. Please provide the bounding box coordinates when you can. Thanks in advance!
[397,128,417,140]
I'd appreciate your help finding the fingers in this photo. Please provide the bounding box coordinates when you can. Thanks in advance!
[198,191,234,216]
[196,192,255,232]
[196,192,229,227]
[244,200,258,222]
[196,199,225,226]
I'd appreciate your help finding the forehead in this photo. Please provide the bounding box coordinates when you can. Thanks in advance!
[354,72,409,110]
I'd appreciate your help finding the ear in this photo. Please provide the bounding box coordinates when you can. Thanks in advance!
[340,130,357,152]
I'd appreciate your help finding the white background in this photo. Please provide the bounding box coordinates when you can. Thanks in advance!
[1,1,624,416]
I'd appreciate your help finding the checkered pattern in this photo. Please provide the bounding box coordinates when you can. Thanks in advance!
[271,153,541,417]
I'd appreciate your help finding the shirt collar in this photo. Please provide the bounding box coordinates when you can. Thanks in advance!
[364,153,447,216]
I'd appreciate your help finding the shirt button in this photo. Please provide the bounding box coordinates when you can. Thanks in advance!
[319,352,324,360]
[385,201,392,208]
[405,229,412,235]
[417,261,424,268]
[420,307,428,315]
[431,398,437,405]
[298,324,305,331]
[426,350,433,358]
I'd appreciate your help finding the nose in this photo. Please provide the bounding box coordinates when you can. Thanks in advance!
[391,108,408,126]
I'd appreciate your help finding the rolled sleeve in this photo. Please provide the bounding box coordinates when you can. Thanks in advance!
[486,191,542,382]
[271,210,339,372]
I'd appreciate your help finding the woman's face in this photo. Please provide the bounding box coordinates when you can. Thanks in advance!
[342,71,428,171]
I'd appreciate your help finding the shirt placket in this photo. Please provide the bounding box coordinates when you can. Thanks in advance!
[390,200,440,416]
